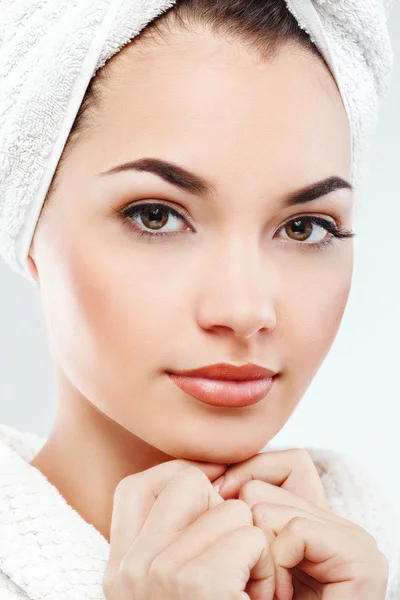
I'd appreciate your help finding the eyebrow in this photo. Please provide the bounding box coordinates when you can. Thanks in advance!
[98,157,353,206]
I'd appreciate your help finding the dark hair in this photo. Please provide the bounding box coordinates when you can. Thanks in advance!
[42,0,324,212]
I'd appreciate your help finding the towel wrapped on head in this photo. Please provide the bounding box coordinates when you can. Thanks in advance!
[0,0,395,283]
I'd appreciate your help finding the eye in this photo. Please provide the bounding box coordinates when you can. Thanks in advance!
[120,202,355,249]
[276,215,353,249]
[277,216,330,244]
[122,202,193,237]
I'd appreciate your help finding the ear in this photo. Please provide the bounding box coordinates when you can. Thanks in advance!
[27,254,39,284]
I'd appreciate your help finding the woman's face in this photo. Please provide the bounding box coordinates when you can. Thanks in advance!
[29,27,353,464]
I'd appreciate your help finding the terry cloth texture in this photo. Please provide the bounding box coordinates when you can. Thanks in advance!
[0,422,399,599]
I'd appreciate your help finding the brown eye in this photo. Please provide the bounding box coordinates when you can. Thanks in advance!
[122,202,192,237]
[284,218,315,242]
[278,216,332,245]
[140,205,169,230]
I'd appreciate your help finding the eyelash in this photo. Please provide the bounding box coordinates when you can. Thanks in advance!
[120,201,356,251]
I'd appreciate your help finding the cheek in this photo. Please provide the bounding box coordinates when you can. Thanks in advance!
[261,253,353,437]
[279,252,353,380]
[41,236,184,415]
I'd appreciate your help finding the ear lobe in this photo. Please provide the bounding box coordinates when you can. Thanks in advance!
[27,255,37,276]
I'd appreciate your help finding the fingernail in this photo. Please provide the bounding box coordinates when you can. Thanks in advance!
[213,475,225,494]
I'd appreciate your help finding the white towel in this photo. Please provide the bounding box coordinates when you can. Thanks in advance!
[0,0,395,283]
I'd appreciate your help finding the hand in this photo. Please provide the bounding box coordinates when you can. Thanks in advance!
[212,449,389,599]
[102,457,269,600]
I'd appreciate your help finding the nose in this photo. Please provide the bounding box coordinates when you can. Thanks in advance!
[196,242,277,341]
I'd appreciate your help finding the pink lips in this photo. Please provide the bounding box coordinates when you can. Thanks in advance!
[167,362,277,408]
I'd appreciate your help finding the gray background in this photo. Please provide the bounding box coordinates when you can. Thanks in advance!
[1,8,399,508]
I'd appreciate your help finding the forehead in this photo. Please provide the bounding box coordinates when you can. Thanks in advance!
[81,29,351,189]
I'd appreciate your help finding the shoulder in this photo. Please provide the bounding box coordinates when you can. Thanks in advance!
[305,446,400,598]
[0,423,45,462]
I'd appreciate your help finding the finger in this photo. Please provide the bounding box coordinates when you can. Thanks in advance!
[263,513,384,598]
[213,449,329,509]
[178,525,270,599]
[245,574,277,600]
[153,499,254,569]
[249,502,327,580]
[108,459,227,570]
[122,466,225,570]
[238,479,357,528]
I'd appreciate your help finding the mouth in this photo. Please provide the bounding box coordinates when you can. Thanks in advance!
[167,363,278,408]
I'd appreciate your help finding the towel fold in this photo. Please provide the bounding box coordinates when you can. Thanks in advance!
[0,0,395,283]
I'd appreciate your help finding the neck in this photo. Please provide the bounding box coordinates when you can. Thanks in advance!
[29,378,173,542]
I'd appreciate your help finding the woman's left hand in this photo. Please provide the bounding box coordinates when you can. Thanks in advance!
[211,449,389,599]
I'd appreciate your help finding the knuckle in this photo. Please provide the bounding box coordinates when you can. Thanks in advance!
[113,480,126,500]
[177,465,210,487]
[249,523,267,545]
[286,516,306,534]
[358,526,382,549]
[101,573,116,598]
[352,551,389,587]
[113,474,135,499]
[182,465,207,479]
[366,531,380,547]
[118,554,145,591]
[223,498,253,524]
[291,448,315,468]
[149,553,175,585]
[240,479,264,502]
[251,501,268,522]
[177,562,211,595]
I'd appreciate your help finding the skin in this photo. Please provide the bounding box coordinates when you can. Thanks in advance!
[101,454,389,599]
[27,25,353,543]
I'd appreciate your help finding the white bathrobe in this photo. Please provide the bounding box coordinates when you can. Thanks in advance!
[0,422,399,600]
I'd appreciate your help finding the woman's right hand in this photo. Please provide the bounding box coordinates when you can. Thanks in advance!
[102,459,272,600]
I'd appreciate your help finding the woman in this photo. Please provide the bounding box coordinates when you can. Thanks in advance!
[0,0,398,598]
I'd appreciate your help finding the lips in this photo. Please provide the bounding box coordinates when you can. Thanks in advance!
[167,362,277,408]
[169,362,277,381]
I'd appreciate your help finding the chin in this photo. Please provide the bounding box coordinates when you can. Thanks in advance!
[171,441,264,465]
